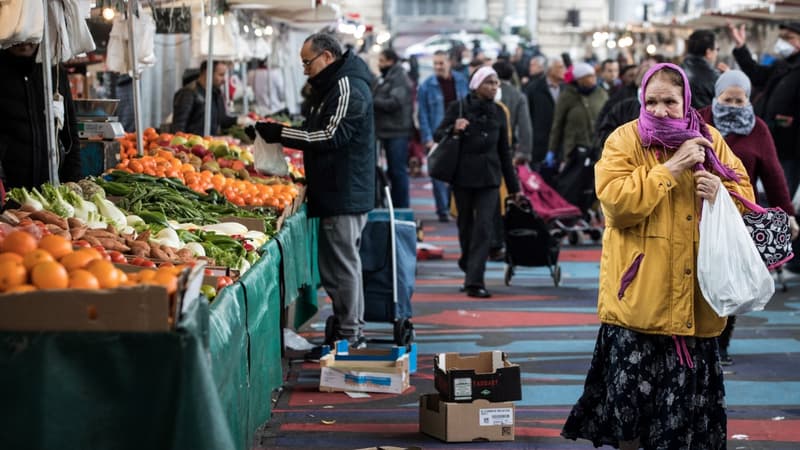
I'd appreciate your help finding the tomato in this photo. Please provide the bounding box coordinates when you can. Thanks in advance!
[93,246,112,262]
[131,257,156,268]
[107,250,126,264]
[73,240,92,249]
[216,276,233,291]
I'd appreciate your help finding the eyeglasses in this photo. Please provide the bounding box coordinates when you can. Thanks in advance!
[302,53,324,67]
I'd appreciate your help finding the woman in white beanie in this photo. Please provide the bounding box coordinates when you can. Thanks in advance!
[433,66,522,298]
[699,69,799,365]
[547,61,608,212]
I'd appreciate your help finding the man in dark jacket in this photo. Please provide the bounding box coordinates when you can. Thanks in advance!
[730,22,800,196]
[249,33,375,348]
[525,56,566,165]
[373,49,413,208]
[0,43,81,190]
[172,60,237,135]
[681,29,720,109]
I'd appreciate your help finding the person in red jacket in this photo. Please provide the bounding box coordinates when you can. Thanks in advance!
[699,69,799,365]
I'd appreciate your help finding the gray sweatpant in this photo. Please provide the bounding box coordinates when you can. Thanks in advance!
[318,213,368,338]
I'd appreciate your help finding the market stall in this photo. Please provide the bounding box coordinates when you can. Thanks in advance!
[0,1,332,448]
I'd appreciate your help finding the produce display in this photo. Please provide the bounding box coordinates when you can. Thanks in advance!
[0,123,307,325]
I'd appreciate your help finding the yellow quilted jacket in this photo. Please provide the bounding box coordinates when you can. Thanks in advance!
[595,120,755,337]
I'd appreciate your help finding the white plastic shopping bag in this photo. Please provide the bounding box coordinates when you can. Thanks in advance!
[252,134,289,177]
[697,188,775,316]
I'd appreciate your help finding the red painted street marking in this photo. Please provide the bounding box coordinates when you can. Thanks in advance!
[413,310,599,327]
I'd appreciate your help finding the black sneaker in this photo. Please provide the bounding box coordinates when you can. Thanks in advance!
[437,214,450,223]
[719,350,733,366]
[303,345,326,361]
[347,335,368,350]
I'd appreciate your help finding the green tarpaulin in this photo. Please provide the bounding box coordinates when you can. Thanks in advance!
[0,299,236,450]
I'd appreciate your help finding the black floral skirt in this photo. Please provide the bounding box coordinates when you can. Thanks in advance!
[561,324,727,449]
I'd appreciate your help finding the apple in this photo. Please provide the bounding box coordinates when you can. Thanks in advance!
[191,145,209,157]
[187,136,205,148]
[170,136,188,147]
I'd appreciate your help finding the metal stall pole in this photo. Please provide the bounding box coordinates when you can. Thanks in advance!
[41,0,60,185]
[203,0,216,137]
[127,0,144,155]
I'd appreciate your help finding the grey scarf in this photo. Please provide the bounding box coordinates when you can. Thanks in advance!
[712,99,756,136]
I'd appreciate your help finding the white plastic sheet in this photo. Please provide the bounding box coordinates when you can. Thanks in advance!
[697,188,775,316]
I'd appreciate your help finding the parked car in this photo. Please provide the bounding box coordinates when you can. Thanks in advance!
[403,32,502,60]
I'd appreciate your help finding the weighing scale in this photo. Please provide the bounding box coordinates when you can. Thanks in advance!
[74,99,124,177]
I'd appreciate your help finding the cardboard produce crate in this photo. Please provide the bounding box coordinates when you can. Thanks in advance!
[419,393,515,442]
[0,263,205,332]
[319,341,412,394]
[434,351,522,403]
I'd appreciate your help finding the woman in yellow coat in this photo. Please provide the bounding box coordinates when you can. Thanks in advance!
[562,63,754,449]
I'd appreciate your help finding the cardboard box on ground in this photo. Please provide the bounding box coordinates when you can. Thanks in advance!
[434,350,522,402]
[419,393,515,442]
[318,341,417,395]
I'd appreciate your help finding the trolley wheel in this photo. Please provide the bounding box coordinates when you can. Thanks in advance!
[393,319,414,346]
[324,315,340,346]
[552,264,562,287]
[568,231,579,245]
[589,228,602,242]
[504,265,514,286]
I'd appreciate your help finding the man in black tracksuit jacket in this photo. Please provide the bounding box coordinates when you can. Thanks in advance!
[0,44,82,190]
[249,34,375,348]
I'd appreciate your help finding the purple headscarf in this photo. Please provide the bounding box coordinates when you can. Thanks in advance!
[637,62,739,182]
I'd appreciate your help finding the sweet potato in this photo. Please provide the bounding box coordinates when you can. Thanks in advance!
[149,244,170,260]
[85,229,119,240]
[161,245,177,261]
[136,230,151,242]
[30,210,68,229]
[95,238,130,253]
[175,248,194,262]
[131,246,150,258]
[83,235,101,247]
[70,225,87,240]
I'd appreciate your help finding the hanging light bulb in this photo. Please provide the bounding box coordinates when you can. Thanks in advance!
[264,25,274,36]
[102,7,115,21]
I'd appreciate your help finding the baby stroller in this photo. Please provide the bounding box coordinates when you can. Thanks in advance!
[503,166,602,287]
[523,164,602,245]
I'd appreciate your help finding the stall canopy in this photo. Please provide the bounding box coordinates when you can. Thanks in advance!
[673,0,800,28]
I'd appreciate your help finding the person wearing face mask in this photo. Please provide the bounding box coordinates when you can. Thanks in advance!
[562,63,753,450]
[433,67,522,298]
[729,22,800,197]
[698,70,799,365]
[372,49,413,208]
[548,62,608,211]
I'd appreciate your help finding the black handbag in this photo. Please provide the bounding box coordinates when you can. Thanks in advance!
[729,190,794,269]
[427,100,463,183]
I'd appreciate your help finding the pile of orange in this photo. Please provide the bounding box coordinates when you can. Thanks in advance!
[118,128,177,160]
[114,150,299,209]
[0,231,179,295]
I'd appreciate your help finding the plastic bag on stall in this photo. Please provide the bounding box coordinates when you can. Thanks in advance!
[253,134,289,177]
[62,0,95,56]
[697,188,775,316]
[105,8,157,74]
[0,0,43,48]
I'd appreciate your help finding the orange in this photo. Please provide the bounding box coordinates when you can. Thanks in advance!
[5,284,35,293]
[30,261,68,290]
[68,269,100,290]
[135,269,157,283]
[60,248,102,271]
[0,231,37,256]
[38,235,73,260]
[151,271,178,294]
[22,249,55,271]
[86,260,121,289]
[0,261,27,292]
[0,252,24,265]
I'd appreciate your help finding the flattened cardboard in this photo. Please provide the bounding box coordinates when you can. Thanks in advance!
[319,352,410,394]
[419,393,515,442]
[434,351,522,403]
